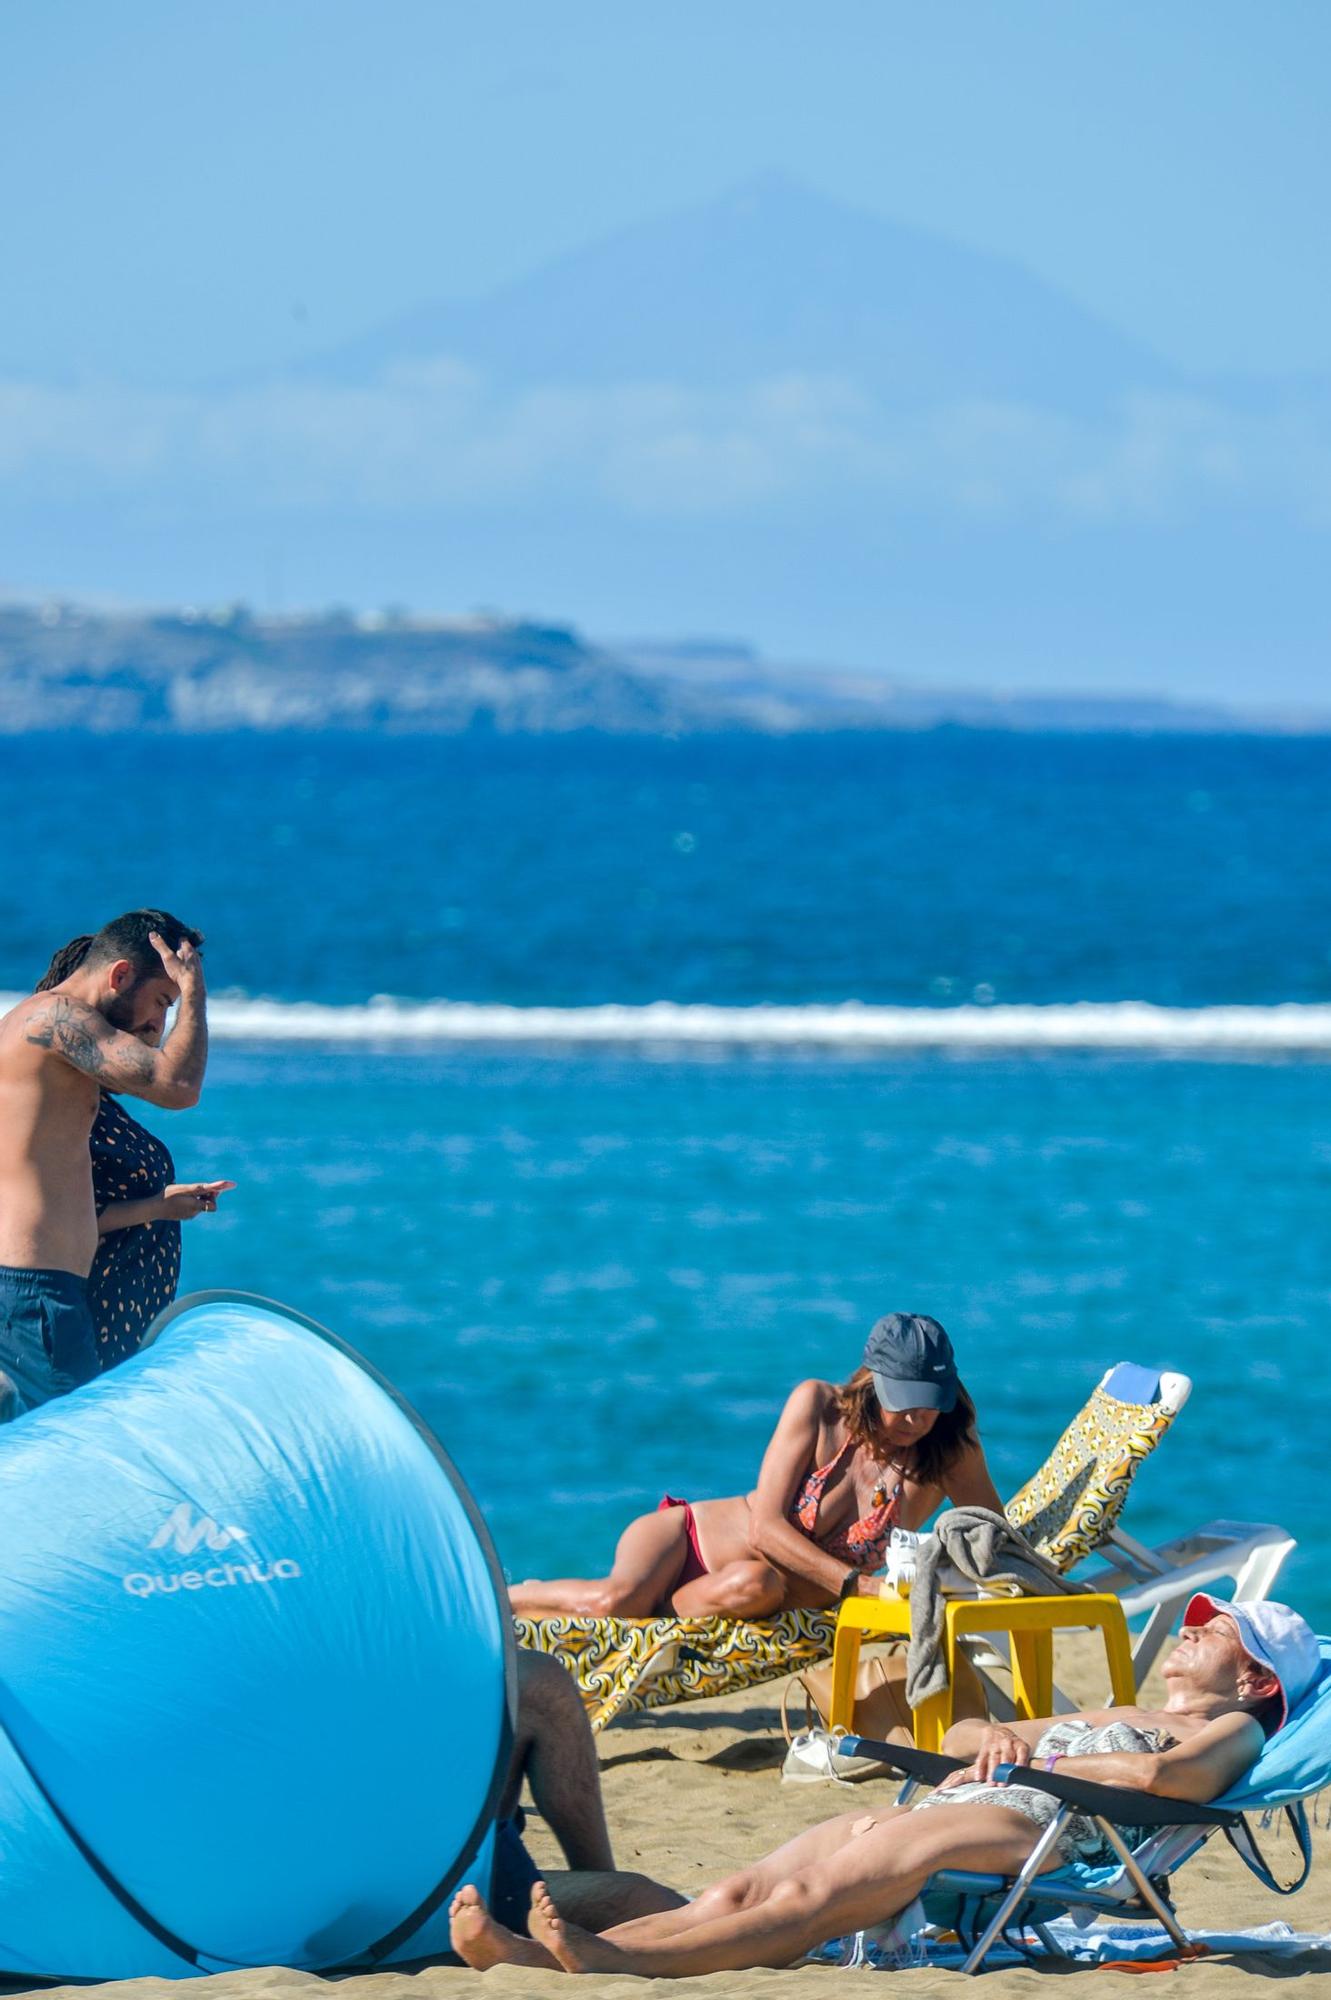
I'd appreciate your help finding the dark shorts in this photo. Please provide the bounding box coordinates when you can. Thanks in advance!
[0,1267,99,1420]
[489,1810,541,1935]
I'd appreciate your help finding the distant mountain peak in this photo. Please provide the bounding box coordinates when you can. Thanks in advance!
[297,174,1178,410]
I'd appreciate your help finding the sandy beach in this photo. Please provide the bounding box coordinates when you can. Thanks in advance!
[20,1636,1328,2000]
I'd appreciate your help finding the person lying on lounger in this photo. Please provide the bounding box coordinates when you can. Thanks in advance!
[510,1313,1003,1622]
[451,1596,1319,1977]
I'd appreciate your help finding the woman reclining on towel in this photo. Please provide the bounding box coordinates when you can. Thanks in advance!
[510,1313,1003,1621]
[451,1597,1320,1978]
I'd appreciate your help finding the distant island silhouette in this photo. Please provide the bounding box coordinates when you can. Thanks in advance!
[0,601,1322,735]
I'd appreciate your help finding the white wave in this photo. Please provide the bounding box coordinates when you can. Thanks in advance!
[7,992,1330,1050]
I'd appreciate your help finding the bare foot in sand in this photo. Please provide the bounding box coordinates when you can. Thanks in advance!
[528,1879,628,1975]
[448,1884,560,1972]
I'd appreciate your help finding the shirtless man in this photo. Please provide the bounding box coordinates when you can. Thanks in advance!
[0,908,208,1417]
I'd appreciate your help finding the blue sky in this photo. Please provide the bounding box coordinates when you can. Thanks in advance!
[5,0,1327,381]
[2,2,1328,696]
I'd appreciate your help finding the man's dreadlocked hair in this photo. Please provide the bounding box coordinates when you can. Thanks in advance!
[35,936,94,992]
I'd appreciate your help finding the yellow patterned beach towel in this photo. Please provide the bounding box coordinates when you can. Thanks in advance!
[515,1607,838,1731]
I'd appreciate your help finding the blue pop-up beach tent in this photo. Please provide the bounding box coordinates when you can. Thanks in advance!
[0,1291,515,1980]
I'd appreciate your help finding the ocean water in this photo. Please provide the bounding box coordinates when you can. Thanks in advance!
[2,731,1330,1620]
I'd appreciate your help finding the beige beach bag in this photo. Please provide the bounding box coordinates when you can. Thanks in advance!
[780,1640,987,1751]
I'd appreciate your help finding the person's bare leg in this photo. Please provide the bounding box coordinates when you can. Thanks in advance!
[499,1652,682,1927]
[542,1806,901,1954]
[444,1812,896,1975]
[529,1803,1055,1977]
[448,1884,560,1972]
[439,1815,879,1975]
[510,1507,690,1618]
[507,1650,614,1870]
[670,1556,787,1619]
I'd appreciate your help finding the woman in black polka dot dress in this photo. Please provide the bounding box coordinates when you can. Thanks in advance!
[90,1092,235,1366]
[37,937,235,1369]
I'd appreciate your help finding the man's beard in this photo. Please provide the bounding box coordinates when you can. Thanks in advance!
[102,981,147,1033]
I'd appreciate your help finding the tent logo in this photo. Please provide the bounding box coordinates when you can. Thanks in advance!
[148,1504,250,1555]
[122,1502,303,1600]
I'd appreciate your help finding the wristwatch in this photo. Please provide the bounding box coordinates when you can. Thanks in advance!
[837,1567,860,1602]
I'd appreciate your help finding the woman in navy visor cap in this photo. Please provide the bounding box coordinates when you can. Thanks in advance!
[512,1312,1001,1622]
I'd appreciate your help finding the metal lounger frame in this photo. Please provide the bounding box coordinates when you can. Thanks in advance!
[838,1734,1311,1976]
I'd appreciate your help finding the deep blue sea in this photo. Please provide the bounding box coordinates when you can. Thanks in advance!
[3,733,1330,1619]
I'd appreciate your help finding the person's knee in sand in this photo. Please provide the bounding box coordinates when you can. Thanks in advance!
[479,1649,683,1960]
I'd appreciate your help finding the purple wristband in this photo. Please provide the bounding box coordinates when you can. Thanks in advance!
[1043,1754,1060,1772]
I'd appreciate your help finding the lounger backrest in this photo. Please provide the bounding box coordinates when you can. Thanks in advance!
[1005,1365,1182,1572]
[1218,1643,1331,1811]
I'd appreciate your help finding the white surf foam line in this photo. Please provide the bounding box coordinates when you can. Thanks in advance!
[7,993,1330,1050]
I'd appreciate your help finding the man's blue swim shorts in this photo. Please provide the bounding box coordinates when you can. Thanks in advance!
[0,1266,99,1419]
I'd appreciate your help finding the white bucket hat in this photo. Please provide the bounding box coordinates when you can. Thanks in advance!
[1183,1595,1320,1729]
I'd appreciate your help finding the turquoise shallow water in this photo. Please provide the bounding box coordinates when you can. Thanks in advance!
[163,1045,1331,1623]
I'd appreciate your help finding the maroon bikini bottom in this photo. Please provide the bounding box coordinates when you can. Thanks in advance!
[658,1494,710,1588]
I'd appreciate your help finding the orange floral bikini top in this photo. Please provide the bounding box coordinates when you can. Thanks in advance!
[788,1434,903,1569]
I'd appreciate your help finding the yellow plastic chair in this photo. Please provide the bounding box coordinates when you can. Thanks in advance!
[828,1361,1186,1744]
[828,1589,1136,1748]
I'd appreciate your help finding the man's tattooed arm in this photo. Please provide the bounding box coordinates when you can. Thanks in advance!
[24,997,156,1085]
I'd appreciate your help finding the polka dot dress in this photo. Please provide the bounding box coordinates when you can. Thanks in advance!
[90,1093,182,1369]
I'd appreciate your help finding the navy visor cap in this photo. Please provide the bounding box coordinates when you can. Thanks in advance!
[865,1312,959,1414]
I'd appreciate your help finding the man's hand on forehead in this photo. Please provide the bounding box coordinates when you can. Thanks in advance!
[149,931,202,987]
